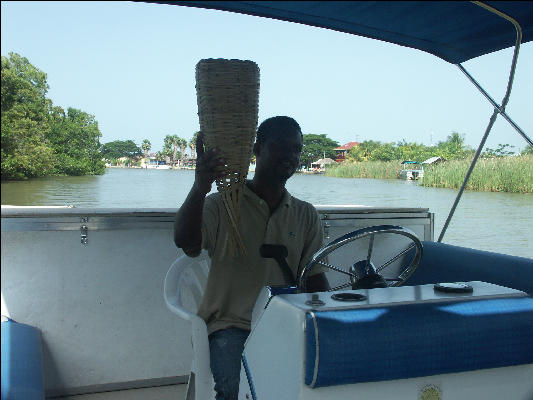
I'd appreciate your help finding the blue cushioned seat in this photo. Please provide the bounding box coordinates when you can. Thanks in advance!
[1,318,44,400]
[407,241,533,295]
[305,297,533,388]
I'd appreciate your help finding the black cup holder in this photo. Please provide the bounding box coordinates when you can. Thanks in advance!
[331,292,367,302]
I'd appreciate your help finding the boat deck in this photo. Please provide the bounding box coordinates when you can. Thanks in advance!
[53,384,186,400]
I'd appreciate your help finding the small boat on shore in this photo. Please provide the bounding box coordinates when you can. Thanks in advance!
[147,164,171,170]
[398,161,424,180]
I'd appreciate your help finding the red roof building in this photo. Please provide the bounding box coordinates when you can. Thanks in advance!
[333,141,359,162]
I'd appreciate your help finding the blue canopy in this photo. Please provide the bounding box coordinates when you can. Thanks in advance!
[153,1,533,64]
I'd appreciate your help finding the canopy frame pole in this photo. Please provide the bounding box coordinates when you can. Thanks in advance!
[438,1,526,243]
[456,64,532,147]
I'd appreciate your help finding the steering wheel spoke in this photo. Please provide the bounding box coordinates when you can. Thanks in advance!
[376,243,417,273]
[366,234,375,274]
[316,260,358,279]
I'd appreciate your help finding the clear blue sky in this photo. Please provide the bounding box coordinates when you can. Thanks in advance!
[2,1,532,153]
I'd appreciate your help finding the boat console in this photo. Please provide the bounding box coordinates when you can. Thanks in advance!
[239,281,533,400]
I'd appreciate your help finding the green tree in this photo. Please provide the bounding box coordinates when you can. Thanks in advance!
[434,132,473,160]
[395,140,431,162]
[178,137,187,164]
[163,134,185,164]
[521,145,533,156]
[1,52,54,180]
[347,140,382,162]
[370,142,398,161]
[155,151,166,162]
[189,131,200,158]
[141,139,151,157]
[301,134,339,168]
[483,143,515,157]
[47,106,105,175]
[2,52,107,180]
[100,140,142,160]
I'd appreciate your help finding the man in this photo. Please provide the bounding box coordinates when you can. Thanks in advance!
[174,116,328,399]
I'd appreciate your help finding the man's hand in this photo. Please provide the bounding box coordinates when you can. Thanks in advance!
[194,132,225,195]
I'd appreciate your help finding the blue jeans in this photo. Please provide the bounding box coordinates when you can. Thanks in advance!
[209,327,249,400]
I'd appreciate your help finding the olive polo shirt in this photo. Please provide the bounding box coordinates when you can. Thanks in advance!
[198,184,323,335]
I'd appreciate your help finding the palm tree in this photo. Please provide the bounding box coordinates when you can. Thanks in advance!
[190,131,200,157]
[178,138,187,167]
[141,139,151,157]
[163,134,184,165]
[155,151,165,162]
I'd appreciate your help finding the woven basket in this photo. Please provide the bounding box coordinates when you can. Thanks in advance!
[195,59,260,256]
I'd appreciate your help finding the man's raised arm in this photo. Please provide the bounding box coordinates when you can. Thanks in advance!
[173,133,224,256]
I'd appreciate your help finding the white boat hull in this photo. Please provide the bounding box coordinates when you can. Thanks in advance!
[145,164,171,169]
[0,206,432,397]
[398,169,424,180]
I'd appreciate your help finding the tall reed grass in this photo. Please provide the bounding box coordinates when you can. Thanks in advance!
[325,161,399,179]
[325,155,533,193]
[420,155,533,194]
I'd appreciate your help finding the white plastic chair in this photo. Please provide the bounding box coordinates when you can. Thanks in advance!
[164,250,215,400]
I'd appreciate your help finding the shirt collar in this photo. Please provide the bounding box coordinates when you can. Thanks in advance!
[243,182,292,208]
[280,188,292,208]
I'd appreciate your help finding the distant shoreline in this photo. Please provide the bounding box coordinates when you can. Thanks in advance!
[325,155,533,194]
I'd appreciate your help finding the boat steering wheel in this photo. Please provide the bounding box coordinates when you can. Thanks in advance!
[298,225,423,293]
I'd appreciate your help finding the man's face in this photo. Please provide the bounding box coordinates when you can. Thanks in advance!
[256,129,303,182]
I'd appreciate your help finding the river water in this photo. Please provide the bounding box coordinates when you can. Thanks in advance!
[2,168,532,258]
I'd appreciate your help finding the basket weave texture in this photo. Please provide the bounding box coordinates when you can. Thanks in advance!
[195,58,260,255]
